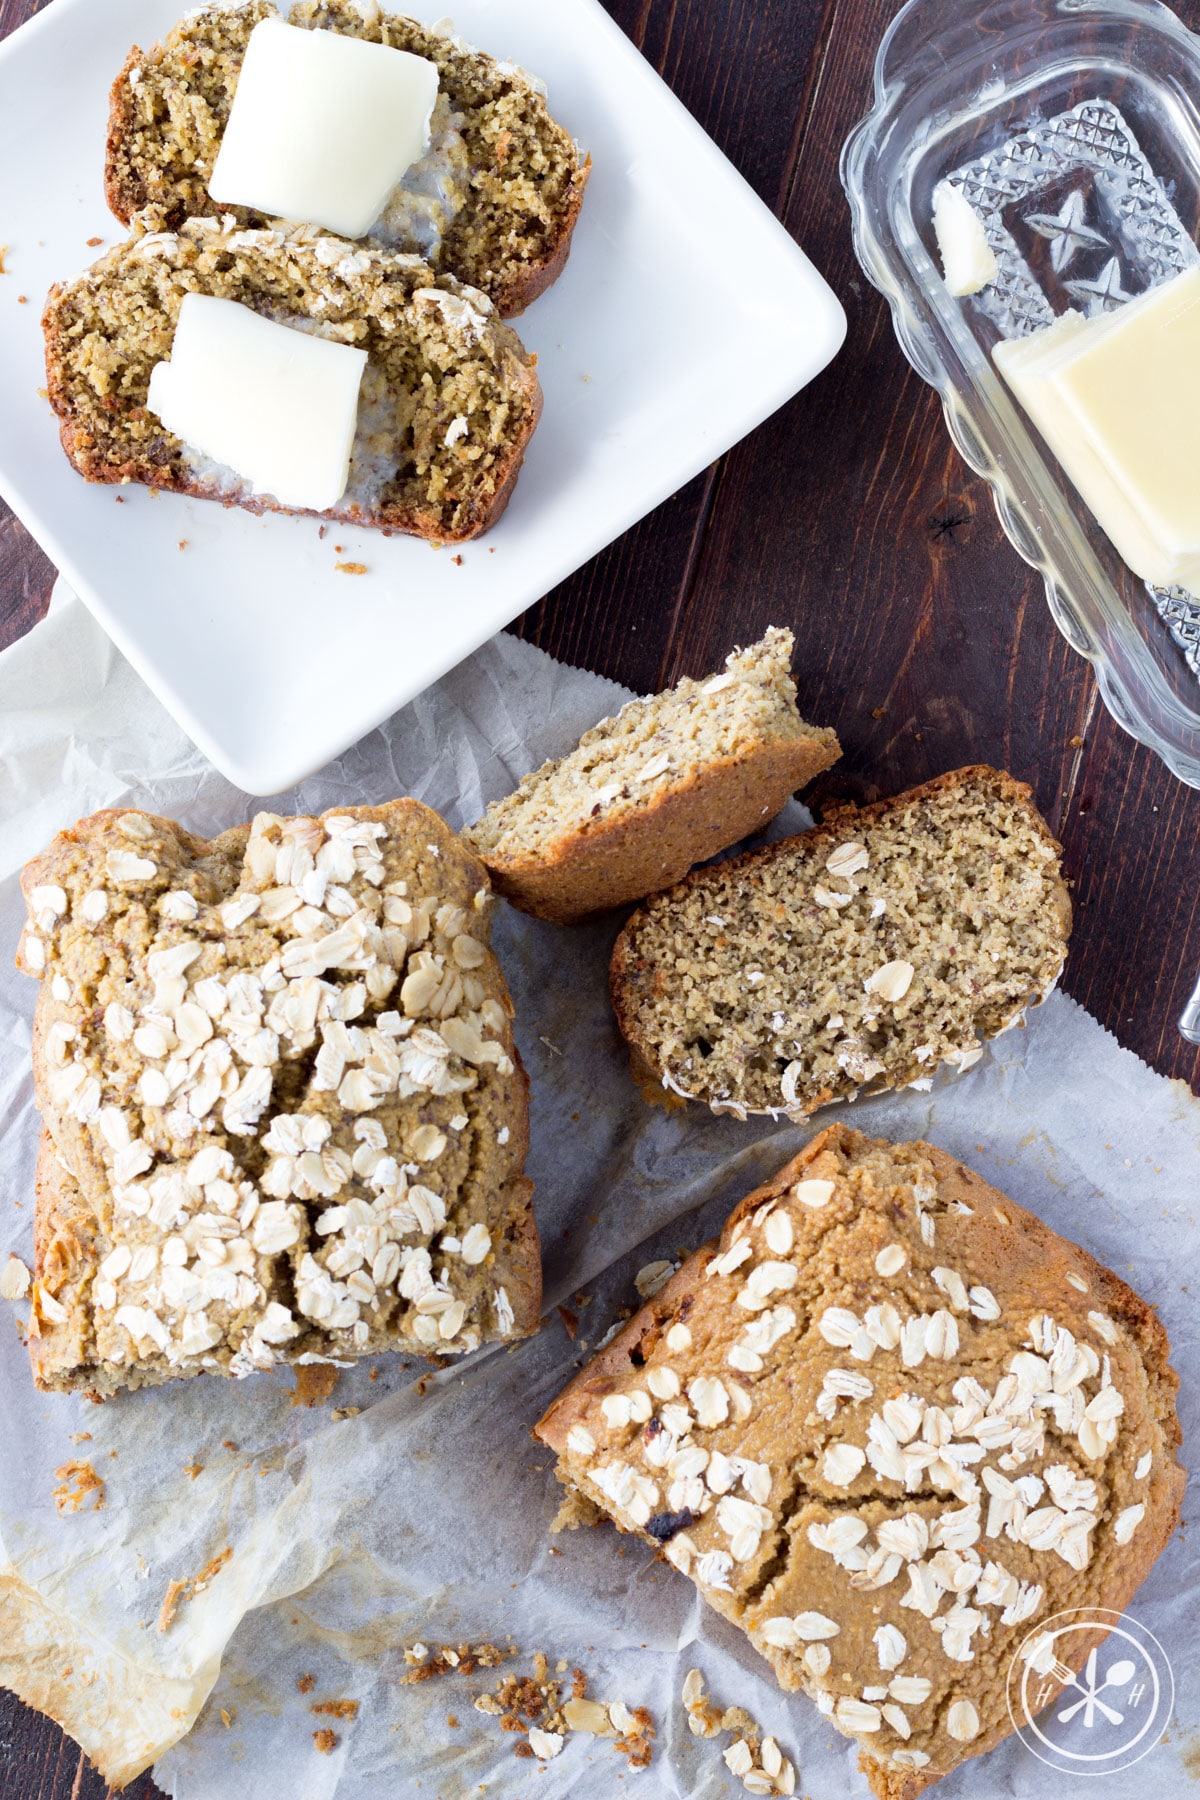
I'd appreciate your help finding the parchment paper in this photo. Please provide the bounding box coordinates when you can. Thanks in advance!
[0,587,1196,1800]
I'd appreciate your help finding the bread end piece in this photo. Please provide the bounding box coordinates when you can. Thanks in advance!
[535,1124,1183,1794]
[465,627,841,925]
[21,798,539,1396]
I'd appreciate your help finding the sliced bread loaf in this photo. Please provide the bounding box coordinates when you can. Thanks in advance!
[17,799,538,1397]
[463,629,841,925]
[105,1,589,317]
[610,767,1071,1117]
[42,219,542,542]
[534,1124,1183,1799]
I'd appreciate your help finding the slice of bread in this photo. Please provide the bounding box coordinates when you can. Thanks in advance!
[42,219,542,543]
[534,1125,1184,1798]
[462,629,841,925]
[105,1,589,318]
[610,767,1071,1117]
[17,799,538,1397]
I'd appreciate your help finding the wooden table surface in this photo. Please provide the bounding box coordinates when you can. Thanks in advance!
[4,0,1200,1791]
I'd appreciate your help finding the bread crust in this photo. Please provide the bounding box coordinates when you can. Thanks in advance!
[483,733,841,926]
[20,800,541,1395]
[535,1124,1184,1798]
[491,158,591,318]
[103,47,143,229]
[609,765,1073,1112]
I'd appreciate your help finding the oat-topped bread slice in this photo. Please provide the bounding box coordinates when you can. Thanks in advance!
[535,1126,1183,1799]
[462,629,841,925]
[610,766,1071,1118]
[42,219,541,542]
[105,1,589,318]
[16,800,538,1397]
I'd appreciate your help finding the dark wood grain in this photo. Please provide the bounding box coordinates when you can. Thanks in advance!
[3,0,1200,1789]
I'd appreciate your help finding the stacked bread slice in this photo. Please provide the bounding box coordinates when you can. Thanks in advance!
[44,1,590,539]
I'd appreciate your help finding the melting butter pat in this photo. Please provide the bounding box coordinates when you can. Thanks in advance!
[147,294,368,513]
[932,183,998,297]
[209,18,439,239]
[994,266,1200,590]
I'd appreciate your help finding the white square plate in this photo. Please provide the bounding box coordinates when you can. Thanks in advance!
[0,0,845,795]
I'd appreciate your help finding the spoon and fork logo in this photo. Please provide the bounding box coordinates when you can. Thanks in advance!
[1006,1608,1172,1774]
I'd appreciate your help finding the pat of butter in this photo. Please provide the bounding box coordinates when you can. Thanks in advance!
[209,18,439,240]
[932,183,998,297]
[147,294,368,513]
[994,266,1200,591]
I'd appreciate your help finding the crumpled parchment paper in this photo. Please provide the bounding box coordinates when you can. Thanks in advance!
[0,586,1196,1800]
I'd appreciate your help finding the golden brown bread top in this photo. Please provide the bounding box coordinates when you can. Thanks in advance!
[18,799,538,1396]
[535,1124,1183,1796]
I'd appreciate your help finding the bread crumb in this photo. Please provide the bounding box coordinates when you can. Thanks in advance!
[447,1713,460,1728]
[473,1656,655,1772]
[1,1253,31,1299]
[298,1674,316,1694]
[178,539,189,550]
[402,1642,512,1683]
[453,554,464,566]
[68,1431,92,1444]
[222,1439,238,1451]
[335,562,368,575]
[291,1363,340,1408]
[183,1460,203,1480]
[157,1546,233,1633]
[17,295,27,304]
[312,1729,338,1755]
[557,1304,579,1340]
[53,1460,104,1514]
[312,1699,359,1719]
[220,1709,233,1728]
[681,1671,795,1794]
[86,237,104,247]
[0,247,7,274]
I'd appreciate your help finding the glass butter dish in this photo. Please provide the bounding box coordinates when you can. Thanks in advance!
[842,0,1200,802]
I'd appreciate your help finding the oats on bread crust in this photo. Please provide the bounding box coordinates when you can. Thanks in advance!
[535,1125,1183,1799]
[18,800,538,1396]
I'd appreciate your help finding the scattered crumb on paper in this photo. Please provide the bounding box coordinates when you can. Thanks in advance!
[682,1668,795,1796]
[157,1546,233,1634]
[471,1650,655,1771]
[0,1254,30,1300]
[52,1461,104,1515]
[291,1363,340,1409]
